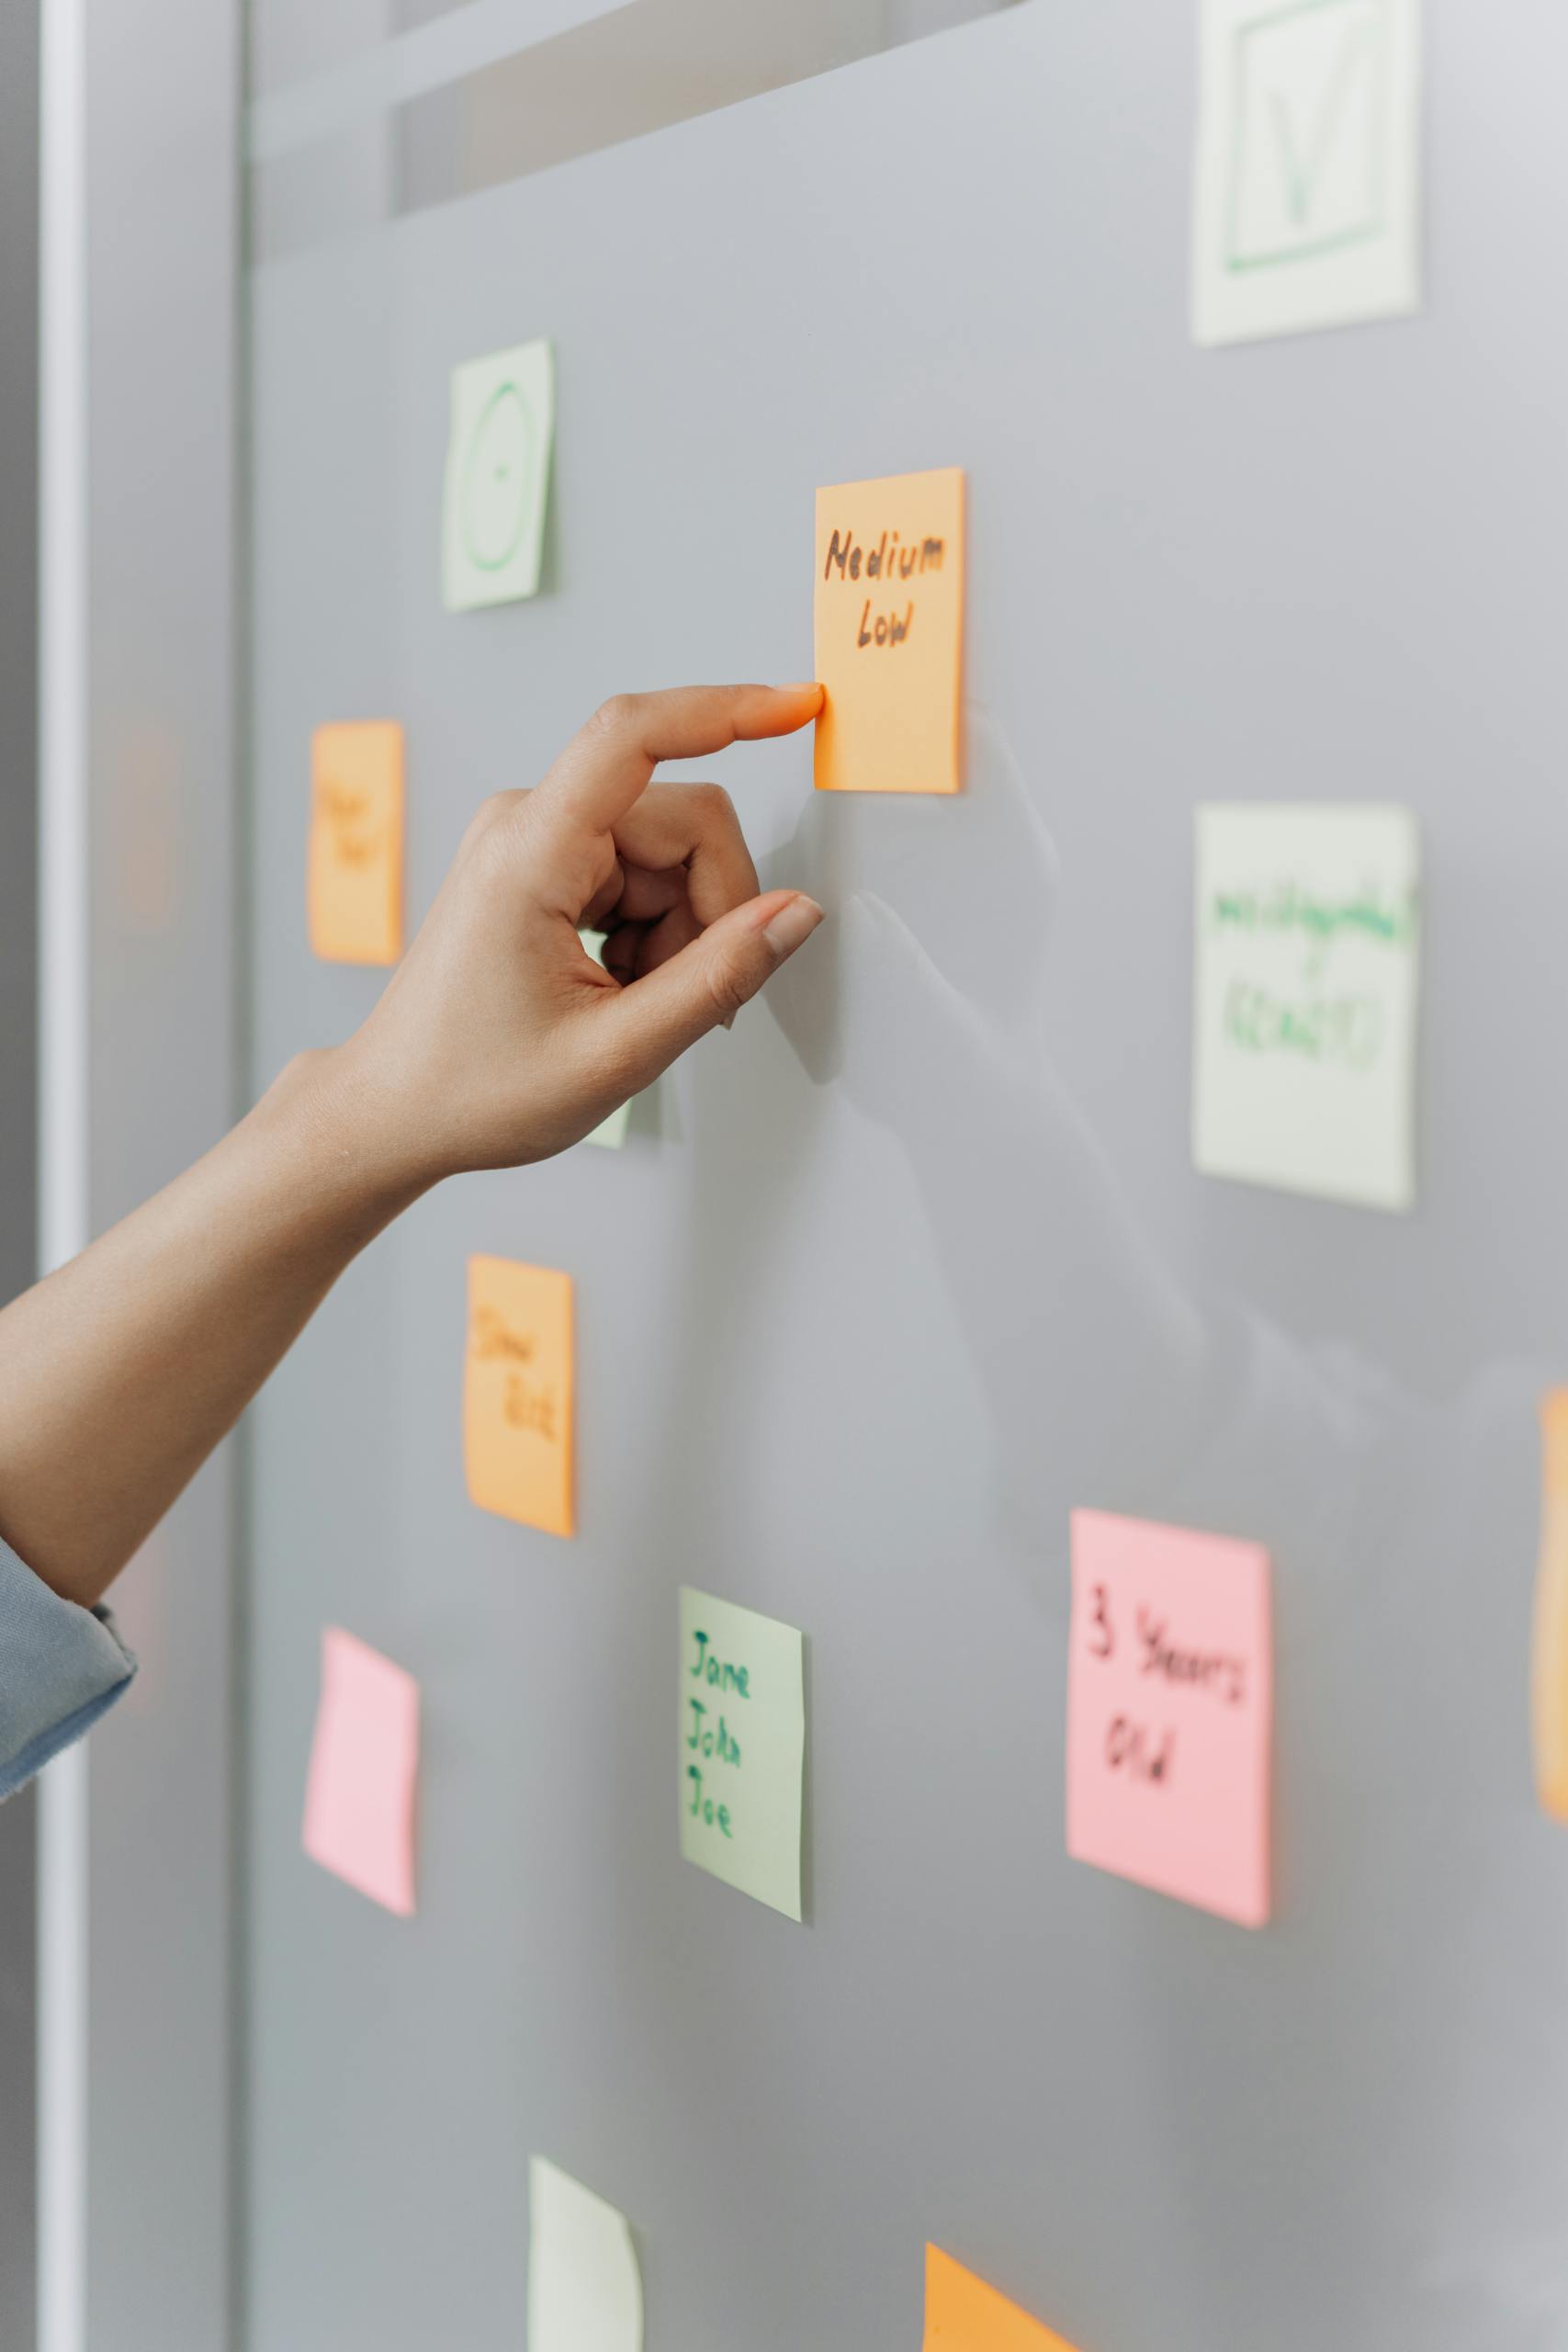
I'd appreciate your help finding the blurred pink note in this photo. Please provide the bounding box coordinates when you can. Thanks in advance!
[1066,1510,1272,1928]
[301,1627,419,1917]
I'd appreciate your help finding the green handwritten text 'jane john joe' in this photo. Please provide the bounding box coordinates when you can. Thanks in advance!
[678,1586,806,1922]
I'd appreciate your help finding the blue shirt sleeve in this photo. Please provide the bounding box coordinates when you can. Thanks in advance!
[0,1535,137,1799]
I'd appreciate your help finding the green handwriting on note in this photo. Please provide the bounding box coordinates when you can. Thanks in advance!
[1226,0,1389,273]
[1209,879,1416,972]
[1193,804,1421,1212]
[678,1586,805,1921]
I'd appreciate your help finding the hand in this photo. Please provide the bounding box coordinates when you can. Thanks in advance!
[335,683,825,1187]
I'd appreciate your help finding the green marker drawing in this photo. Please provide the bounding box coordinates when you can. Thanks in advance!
[1269,14,1373,225]
[459,379,534,573]
[1224,0,1390,274]
[1210,877,1416,976]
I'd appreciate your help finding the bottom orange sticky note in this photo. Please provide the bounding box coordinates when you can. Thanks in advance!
[924,2247,1078,2352]
[1533,1391,1568,1820]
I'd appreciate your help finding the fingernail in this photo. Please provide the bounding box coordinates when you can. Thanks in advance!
[778,681,825,705]
[762,895,824,959]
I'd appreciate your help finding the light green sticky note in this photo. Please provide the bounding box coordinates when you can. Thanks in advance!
[528,2156,643,2352]
[679,1585,805,1921]
[442,338,555,611]
[1191,0,1422,347]
[1192,803,1420,1211]
[577,931,632,1148]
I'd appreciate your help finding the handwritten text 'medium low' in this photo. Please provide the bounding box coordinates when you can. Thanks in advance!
[822,526,945,650]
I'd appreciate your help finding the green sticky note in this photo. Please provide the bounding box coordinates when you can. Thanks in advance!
[528,2156,643,2352]
[577,932,631,1148]
[679,1586,805,1921]
[1192,803,1420,1211]
[442,338,555,611]
[1191,0,1422,347]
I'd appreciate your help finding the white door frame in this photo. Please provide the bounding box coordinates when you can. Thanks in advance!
[37,4,243,2345]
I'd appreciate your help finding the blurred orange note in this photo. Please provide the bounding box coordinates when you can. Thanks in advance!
[1532,1391,1568,1819]
[924,2247,1078,2350]
[301,1627,419,1917]
[464,1256,574,1537]
[308,719,404,964]
[813,467,964,795]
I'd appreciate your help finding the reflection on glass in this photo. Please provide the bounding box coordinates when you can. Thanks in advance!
[249,0,1022,260]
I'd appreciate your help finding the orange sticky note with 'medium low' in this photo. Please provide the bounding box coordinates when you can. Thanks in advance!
[813,467,964,795]
[924,2247,1079,2351]
[1066,1508,1273,1928]
[308,720,403,964]
[464,1256,574,1537]
[301,1627,419,1917]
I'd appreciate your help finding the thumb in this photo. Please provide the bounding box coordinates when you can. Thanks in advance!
[594,888,825,1091]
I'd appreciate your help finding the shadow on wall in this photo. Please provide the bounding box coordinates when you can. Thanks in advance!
[649,701,1565,2346]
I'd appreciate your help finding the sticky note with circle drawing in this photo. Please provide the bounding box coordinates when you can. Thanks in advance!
[442,339,556,611]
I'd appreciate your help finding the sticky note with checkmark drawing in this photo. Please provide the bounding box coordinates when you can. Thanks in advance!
[1192,0,1422,345]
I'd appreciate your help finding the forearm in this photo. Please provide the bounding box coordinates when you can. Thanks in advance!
[0,685,822,1622]
[0,1047,424,1610]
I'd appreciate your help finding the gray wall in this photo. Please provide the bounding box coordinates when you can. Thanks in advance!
[241,5,1568,2348]
[0,2,39,2344]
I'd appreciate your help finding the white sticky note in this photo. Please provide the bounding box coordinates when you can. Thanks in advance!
[1191,0,1422,347]
[577,931,632,1148]
[442,339,555,610]
[1193,804,1420,1210]
[528,2157,643,2352]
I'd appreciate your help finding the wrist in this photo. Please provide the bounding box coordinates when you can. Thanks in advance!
[250,1044,438,1238]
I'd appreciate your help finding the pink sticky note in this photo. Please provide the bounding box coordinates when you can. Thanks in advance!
[301,1627,419,1917]
[1066,1510,1272,1928]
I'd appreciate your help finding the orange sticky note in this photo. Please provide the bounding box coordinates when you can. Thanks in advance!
[1066,1509,1272,1928]
[1532,1391,1568,1820]
[308,720,404,964]
[464,1256,574,1537]
[813,467,964,795]
[301,1627,419,1916]
[924,2247,1078,2351]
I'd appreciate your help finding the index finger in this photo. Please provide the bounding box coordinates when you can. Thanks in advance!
[532,683,823,841]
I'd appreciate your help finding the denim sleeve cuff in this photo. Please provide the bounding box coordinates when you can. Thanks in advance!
[0,1535,137,1800]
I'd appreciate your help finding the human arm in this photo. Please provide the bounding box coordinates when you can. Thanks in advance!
[0,682,823,1611]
